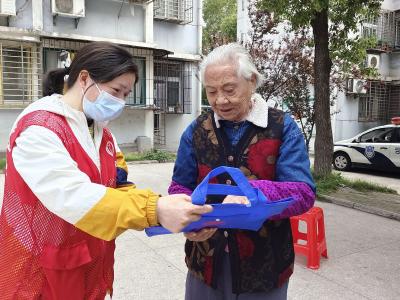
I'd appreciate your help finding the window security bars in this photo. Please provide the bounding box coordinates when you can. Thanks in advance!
[154,60,192,114]
[1,38,193,114]
[0,40,42,106]
[388,83,400,121]
[361,10,399,51]
[42,38,151,107]
[358,80,400,123]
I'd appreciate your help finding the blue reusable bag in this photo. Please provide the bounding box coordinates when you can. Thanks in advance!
[145,166,294,237]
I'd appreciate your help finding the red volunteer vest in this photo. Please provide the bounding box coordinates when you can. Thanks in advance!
[0,110,117,299]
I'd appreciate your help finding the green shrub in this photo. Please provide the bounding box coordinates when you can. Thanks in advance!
[124,152,144,161]
[0,158,5,172]
[124,149,176,163]
[142,149,175,162]
[314,171,397,196]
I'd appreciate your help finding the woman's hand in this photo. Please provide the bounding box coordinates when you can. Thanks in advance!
[156,194,213,233]
[183,195,249,242]
[184,228,218,242]
[222,195,249,204]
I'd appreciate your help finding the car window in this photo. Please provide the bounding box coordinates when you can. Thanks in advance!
[359,128,385,142]
[359,128,393,143]
[381,130,394,143]
[393,128,400,143]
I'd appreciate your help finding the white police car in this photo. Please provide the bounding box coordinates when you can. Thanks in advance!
[333,117,400,172]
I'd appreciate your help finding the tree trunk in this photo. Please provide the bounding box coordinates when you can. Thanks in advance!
[311,9,333,177]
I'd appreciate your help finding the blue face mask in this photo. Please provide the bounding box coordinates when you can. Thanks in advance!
[82,83,125,122]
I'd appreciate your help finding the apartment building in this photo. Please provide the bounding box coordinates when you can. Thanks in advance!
[0,0,203,154]
[237,0,400,142]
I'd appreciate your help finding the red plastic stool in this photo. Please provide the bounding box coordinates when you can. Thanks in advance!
[290,206,328,269]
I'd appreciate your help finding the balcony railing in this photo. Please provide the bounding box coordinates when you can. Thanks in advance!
[361,10,400,51]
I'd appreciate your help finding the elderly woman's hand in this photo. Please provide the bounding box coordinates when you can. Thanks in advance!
[222,195,249,205]
[184,228,218,242]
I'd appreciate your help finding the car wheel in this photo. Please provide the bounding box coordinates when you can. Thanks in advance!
[333,152,351,171]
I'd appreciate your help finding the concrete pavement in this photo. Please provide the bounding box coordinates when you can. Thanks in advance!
[1,163,400,299]
[112,163,400,300]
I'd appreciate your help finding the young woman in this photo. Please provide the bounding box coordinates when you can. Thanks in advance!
[0,42,211,299]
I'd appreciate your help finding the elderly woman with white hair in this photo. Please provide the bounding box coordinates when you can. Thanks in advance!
[168,43,316,300]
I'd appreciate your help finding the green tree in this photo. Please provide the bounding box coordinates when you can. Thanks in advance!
[258,0,382,177]
[202,0,237,54]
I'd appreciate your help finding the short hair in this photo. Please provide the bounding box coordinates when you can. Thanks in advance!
[200,43,264,88]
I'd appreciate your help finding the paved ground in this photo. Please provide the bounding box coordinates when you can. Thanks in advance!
[113,163,400,300]
[320,187,400,221]
[1,163,400,299]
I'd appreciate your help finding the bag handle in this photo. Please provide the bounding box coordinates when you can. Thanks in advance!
[191,166,258,205]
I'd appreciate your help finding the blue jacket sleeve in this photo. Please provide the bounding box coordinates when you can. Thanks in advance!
[171,121,198,191]
[275,114,316,192]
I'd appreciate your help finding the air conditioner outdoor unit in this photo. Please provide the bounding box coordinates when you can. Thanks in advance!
[347,78,368,94]
[52,0,85,18]
[0,0,16,16]
[154,0,192,24]
[367,54,380,69]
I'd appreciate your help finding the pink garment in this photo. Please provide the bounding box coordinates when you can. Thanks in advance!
[168,181,193,196]
[249,180,315,220]
[168,180,315,220]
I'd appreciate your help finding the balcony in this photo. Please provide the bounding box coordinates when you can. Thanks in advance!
[361,10,400,51]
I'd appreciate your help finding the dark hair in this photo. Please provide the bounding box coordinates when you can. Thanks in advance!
[43,42,139,96]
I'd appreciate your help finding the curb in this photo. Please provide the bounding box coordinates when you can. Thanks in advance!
[318,194,400,222]
[127,160,159,164]
[126,160,175,165]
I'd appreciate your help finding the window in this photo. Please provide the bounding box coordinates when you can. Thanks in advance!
[42,39,87,101]
[0,41,41,106]
[358,81,389,122]
[154,60,192,114]
[43,48,76,74]
[126,57,146,106]
[42,39,149,107]
[358,95,377,122]
[393,129,400,143]
[359,128,394,143]
[361,15,378,39]
[395,20,400,48]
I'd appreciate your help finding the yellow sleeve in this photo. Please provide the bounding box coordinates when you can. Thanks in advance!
[116,150,128,173]
[75,187,159,241]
